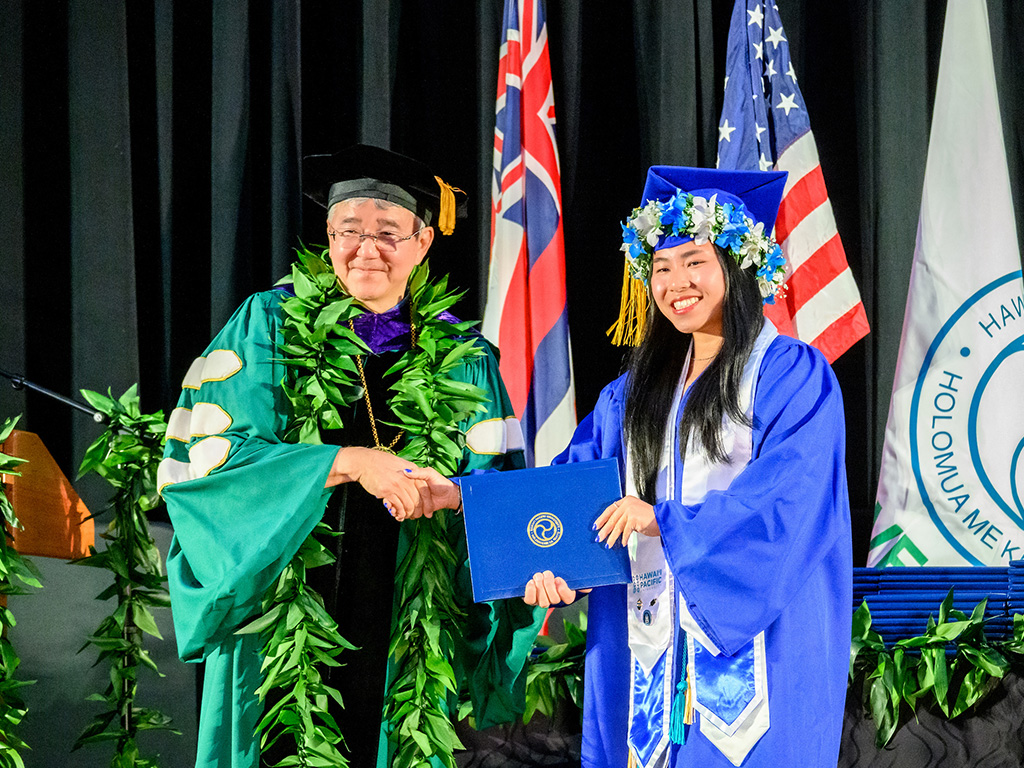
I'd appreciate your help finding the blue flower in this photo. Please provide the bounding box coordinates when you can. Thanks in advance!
[766,244,785,270]
[621,219,636,243]
[716,218,749,253]
[662,192,688,235]
[620,222,646,261]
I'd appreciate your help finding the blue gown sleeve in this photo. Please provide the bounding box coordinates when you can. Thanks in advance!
[551,373,628,470]
[654,339,851,657]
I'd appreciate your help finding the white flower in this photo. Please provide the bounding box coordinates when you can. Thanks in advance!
[686,195,717,244]
[632,201,666,247]
[736,219,765,269]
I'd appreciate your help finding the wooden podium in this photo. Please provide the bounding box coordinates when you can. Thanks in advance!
[1,430,94,559]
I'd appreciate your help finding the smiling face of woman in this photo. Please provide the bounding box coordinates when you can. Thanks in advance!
[649,239,726,337]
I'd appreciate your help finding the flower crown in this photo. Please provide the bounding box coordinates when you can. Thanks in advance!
[621,192,786,301]
[608,191,786,346]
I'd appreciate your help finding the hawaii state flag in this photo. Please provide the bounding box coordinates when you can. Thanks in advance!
[483,0,576,467]
[717,0,869,362]
[870,0,1024,568]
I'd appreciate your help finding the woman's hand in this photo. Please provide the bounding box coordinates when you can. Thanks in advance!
[594,495,660,548]
[524,571,590,607]
[402,466,462,518]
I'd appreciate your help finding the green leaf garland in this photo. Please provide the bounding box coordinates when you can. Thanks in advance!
[73,386,178,767]
[237,523,356,765]
[250,245,488,767]
[0,416,42,768]
[382,264,488,768]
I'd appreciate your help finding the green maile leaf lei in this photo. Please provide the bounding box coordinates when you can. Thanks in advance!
[249,244,488,768]
[0,415,42,768]
[73,386,179,767]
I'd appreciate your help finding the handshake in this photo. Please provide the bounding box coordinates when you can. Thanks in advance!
[325,445,462,521]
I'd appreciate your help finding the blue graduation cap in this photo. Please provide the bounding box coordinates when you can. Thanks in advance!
[640,166,787,251]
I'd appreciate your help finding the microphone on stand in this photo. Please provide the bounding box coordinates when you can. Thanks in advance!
[0,368,108,424]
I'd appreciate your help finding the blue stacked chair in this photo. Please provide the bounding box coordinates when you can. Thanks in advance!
[852,564,1019,642]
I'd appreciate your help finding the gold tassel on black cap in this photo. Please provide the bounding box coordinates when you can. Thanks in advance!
[434,176,463,235]
[606,261,649,346]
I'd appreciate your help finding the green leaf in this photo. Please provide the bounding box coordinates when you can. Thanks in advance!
[851,601,873,641]
[934,644,951,716]
[0,415,22,444]
[868,658,899,748]
[80,389,116,415]
[960,643,1009,678]
[410,729,431,756]
[937,588,954,624]
[933,620,969,642]
[131,603,163,640]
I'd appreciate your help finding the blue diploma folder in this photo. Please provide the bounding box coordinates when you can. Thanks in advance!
[460,458,631,602]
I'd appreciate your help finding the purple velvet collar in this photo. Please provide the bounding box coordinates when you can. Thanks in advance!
[273,285,461,355]
[349,298,460,355]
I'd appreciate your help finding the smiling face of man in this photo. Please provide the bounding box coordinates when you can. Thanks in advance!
[326,198,434,313]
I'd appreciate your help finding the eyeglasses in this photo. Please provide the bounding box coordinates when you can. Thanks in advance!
[328,228,423,252]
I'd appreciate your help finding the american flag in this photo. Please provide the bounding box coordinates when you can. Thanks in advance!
[717,0,869,362]
[483,0,576,467]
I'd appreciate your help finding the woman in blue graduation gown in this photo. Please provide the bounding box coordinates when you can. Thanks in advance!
[526,167,853,767]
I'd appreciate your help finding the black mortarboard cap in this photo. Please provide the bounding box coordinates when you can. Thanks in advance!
[302,144,466,234]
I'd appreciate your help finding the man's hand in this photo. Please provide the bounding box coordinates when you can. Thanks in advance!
[594,495,659,548]
[326,447,424,520]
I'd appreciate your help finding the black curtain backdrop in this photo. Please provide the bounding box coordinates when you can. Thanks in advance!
[3,0,1024,566]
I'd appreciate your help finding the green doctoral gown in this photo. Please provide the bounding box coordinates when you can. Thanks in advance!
[158,288,543,767]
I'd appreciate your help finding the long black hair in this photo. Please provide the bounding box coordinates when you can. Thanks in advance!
[622,243,765,503]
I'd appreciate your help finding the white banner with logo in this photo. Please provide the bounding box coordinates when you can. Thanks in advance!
[870,0,1024,567]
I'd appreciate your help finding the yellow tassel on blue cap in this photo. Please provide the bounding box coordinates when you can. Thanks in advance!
[607,261,649,346]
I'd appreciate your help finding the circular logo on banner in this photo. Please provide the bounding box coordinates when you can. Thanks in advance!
[527,512,563,548]
[910,270,1024,565]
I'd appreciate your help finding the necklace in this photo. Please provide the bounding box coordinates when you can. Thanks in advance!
[348,318,417,452]
[693,340,724,362]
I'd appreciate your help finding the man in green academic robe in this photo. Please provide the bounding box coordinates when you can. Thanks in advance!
[158,145,543,767]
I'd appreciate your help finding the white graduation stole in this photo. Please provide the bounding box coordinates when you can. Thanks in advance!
[626,323,777,767]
